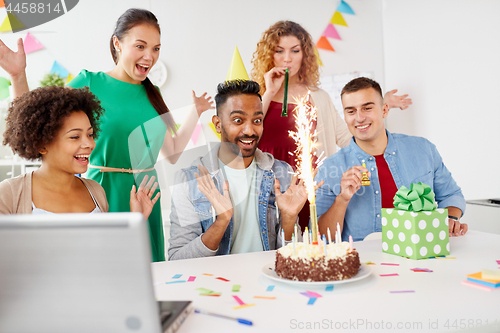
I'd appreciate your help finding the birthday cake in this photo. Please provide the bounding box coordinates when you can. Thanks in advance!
[275,241,360,282]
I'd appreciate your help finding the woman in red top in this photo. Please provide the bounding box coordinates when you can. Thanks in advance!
[251,21,412,231]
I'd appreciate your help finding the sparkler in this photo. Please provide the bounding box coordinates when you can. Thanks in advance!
[288,91,321,244]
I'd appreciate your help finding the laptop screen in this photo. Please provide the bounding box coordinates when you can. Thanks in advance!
[0,212,162,333]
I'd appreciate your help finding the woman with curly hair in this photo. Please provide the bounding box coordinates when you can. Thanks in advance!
[0,86,159,218]
[0,8,213,262]
[251,21,411,230]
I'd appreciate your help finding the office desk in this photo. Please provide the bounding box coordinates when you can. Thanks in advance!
[152,231,500,332]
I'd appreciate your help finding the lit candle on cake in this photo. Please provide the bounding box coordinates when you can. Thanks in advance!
[288,91,320,244]
[327,227,332,244]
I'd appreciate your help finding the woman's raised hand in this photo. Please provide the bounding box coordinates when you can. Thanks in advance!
[0,38,26,78]
[192,91,215,116]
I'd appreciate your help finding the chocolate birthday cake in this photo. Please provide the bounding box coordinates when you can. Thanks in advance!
[275,241,361,282]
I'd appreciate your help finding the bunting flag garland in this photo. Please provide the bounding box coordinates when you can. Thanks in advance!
[316,36,335,51]
[314,47,324,67]
[315,0,355,53]
[336,0,355,15]
[330,11,348,27]
[208,122,221,140]
[65,74,74,85]
[323,24,341,40]
[23,32,44,54]
[50,60,69,78]
[0,12,25,32]
[191,123,202,145]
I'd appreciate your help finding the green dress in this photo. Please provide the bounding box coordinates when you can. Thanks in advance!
[69,70,167,261]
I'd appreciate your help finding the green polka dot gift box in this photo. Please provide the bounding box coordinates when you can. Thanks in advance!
[381,183,450,259]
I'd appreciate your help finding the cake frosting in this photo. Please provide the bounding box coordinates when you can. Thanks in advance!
[275,241,361,282]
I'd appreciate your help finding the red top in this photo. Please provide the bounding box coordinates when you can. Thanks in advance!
[258,101,318,231]
[374,154,398,208]
[258,101,298,167]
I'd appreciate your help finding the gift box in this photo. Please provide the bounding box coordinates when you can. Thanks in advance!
[381,183,449,259]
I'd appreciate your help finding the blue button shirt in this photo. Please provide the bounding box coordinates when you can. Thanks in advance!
[315,131,466,242]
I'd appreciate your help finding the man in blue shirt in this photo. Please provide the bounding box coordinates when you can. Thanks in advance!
[315,77,467,242]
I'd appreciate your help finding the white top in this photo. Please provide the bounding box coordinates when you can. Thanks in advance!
[218,158,263,254]
[32,182,101,214]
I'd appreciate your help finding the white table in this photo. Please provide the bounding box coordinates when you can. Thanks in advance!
[152,231,500,332]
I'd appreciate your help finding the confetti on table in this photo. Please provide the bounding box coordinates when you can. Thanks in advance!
[461,280,494,291]
[216,277,230,282]
[233,303,255,310]
[325,285,334,291]
[300,292,312,298]
[307,297,318,305]
[496,260,500,265]
[202,273,213,276]
[306,291,323,298]
[390,290,415,293]
[165,280,186,284]
[187,276,196,282]
[232,295,246,306]
[232,285,241,292]
[435,257,456,259]
[266,285,275,292]
[381,263,399,266]
[254,296,276,300]
[411,268,433,273]
[380,274,399,277]
[172,274,182,279]
[196,288,212,293]
[202,293,222,297]
[365,261,376,265]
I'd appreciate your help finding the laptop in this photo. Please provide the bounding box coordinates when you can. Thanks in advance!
[0,213,191,333]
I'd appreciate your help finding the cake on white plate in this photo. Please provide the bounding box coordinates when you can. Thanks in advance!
[275,241,361,282]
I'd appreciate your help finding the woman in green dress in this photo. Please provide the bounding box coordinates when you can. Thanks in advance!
[0,8,213,261]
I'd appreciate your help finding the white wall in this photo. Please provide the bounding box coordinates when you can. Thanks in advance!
[382,0,500,201]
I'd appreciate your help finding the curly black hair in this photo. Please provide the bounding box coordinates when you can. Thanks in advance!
[3,86,104,161]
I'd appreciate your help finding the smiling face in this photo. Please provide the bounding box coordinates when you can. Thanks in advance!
[113,23,161,84]
[41,111,95,175]
[273,35,303,79]
[342,87,389,150]
[213,94,264,164]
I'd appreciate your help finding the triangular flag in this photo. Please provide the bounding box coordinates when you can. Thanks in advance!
[65,74,74,85]
[314,47,323,67]
[330,11,348,27]
[316,36,335,52]
[337,0,355,15]
[0,77,11,99]
[226,46,249,81]
[170,123,181,136]
[24,32,44,54]
[191,123,202,145]
[0,13,25,32]
[208,122,221,139]
[50,61,69,78]
[0,0,5,8]
[323,24,341,40]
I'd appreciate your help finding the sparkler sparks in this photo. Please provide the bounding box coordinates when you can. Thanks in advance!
[288,91,323,243]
